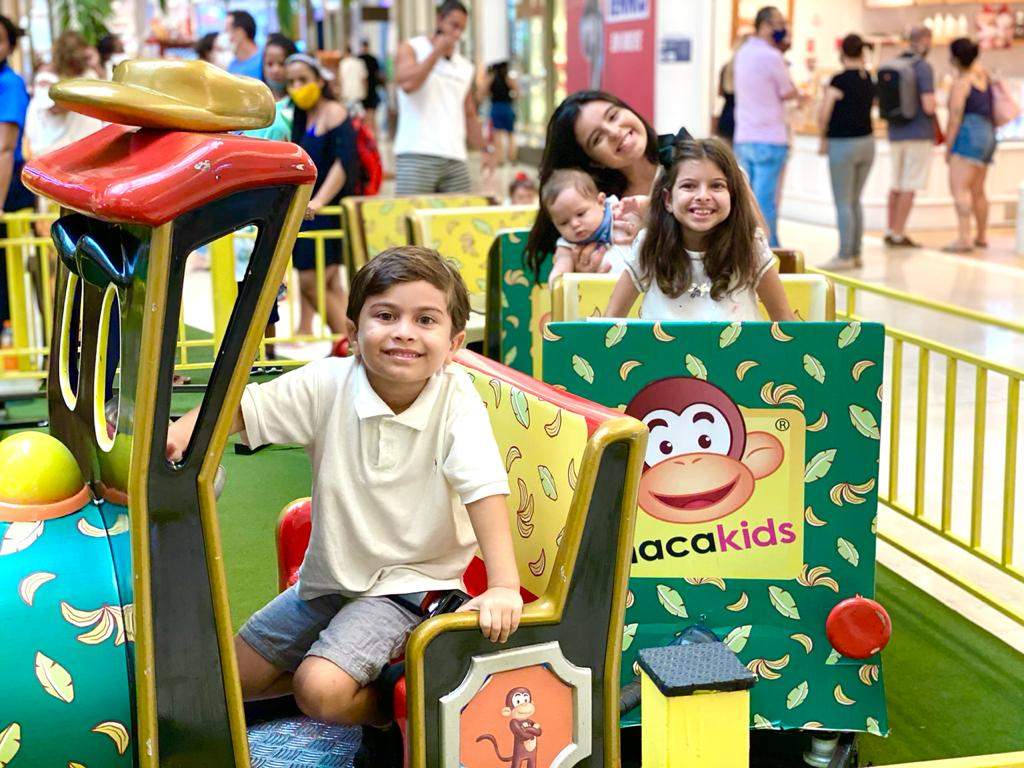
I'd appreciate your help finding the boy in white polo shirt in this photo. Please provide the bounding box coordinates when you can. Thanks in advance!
[166,246,521,727]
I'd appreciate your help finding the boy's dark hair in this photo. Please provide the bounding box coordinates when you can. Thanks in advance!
[640,138,759,301]
[228,10,257,41]
[97,33,121,63]
[265,32,298,58]
[950,37,979,69]
[525,90,660,278]
[347,247,470,335]
[540,169,599,211]
[437,0,468,18]
[195,32,218,60]
[0,14,22,52]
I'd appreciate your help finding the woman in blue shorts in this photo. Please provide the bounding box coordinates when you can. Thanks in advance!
[484,60,517,165]
[944,37,996,253]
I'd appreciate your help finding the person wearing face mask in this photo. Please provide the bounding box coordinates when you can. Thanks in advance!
[226,9,262,80]
[262,34,299,115]
[393,0,488,194]
[285,53,360,340]
[732,5,802,247]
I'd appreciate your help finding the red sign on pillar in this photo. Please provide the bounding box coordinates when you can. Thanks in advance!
[566,0,657,122]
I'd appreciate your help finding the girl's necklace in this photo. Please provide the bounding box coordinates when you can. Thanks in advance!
[688,281,712,299]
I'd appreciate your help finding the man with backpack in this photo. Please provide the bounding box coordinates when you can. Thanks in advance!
[877,26,936,248]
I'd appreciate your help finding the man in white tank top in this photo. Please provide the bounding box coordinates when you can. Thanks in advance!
[393,0,490,194]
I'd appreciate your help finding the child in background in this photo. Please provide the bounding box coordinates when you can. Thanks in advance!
[166,247,522,730]
[508,172,538,206]
[606,138,794,322]
[543,169,642,286]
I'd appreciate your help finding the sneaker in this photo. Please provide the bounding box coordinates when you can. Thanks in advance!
[886,235,920,248]
[819,256,862,271]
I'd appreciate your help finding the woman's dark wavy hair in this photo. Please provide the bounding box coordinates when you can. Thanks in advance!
[525,90,659,278]
[640,138,759,301]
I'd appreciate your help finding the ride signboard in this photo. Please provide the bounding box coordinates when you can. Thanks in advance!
[543,320,888,734]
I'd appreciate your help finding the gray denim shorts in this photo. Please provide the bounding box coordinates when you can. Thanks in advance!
[238,585,421,686]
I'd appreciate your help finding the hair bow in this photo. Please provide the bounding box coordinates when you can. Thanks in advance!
[657,126,693,169]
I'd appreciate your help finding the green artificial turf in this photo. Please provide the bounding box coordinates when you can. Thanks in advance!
[858,566,1024,764]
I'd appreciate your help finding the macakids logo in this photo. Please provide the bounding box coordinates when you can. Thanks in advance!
[624,377,805,579]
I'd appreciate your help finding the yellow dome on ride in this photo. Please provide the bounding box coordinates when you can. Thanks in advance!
[0,432,84,505]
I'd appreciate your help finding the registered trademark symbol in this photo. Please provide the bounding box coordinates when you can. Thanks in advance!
[776,418,790,431]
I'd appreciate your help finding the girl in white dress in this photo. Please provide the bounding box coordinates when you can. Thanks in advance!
[606,138,794,322]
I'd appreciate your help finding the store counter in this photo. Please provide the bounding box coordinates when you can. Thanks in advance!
[779,131,1023,231]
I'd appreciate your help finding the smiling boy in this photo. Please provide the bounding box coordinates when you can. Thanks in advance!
[166,247,522,727]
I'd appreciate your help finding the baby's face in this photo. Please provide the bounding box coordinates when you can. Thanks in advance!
[549,188,606,243]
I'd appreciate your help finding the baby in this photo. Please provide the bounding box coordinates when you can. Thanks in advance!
[542,169,641,285]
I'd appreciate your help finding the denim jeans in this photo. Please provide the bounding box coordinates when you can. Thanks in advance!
[734,142,788,247]
[826,136,875,258]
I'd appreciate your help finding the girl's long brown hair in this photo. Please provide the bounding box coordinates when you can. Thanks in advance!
[639,138,759,300]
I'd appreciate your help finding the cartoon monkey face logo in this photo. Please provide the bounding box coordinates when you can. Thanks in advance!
[625,378,785,524]
[503,687,535,718]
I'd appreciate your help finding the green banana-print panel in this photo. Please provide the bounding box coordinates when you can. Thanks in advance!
[493,231,550,377]
[0,500,134,767]
[543,320,887,735]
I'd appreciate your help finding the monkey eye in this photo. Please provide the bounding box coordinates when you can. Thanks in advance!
[660,440,673,454]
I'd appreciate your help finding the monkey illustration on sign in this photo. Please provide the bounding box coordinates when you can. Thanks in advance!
[625,378,785,524]
[476,687,542,768]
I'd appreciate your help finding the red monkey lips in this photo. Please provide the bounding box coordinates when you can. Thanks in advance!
[652,478,738,511]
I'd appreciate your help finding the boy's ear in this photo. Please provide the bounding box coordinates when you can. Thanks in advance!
[345,318,358,354]
[597,191,606,206]
[445,329,467,363]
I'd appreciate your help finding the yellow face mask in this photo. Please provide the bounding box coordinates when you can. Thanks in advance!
[288,81,322,111]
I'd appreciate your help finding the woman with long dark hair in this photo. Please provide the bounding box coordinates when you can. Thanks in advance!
[525,90,683,277]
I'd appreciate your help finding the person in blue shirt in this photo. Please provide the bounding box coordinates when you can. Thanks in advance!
[0,14,33,327]
[226,9,262,80]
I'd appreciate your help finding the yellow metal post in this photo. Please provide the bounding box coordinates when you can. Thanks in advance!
[5,212,32,370]
[640,675,750,768]
[638,643,755,768]
[209,234,238,351]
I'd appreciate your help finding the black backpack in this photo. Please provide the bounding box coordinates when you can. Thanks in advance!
[877,53,920,124]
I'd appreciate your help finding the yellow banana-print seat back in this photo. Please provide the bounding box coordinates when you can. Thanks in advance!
[408,206,537,297]
[342,194,492,272]
[552,273,835,322]
[457,354,591,598]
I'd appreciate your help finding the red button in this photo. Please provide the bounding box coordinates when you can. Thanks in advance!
[826,597,892,659]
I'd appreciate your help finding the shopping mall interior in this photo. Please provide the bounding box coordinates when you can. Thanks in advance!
[0,0,1022,767]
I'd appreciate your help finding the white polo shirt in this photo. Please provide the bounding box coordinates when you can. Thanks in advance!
[240,356,509,599]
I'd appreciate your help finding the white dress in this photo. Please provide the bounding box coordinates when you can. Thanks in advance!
[623,229,775,321]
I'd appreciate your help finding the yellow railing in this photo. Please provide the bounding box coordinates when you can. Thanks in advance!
[0,207,346,380]
[812,268,1024,626]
